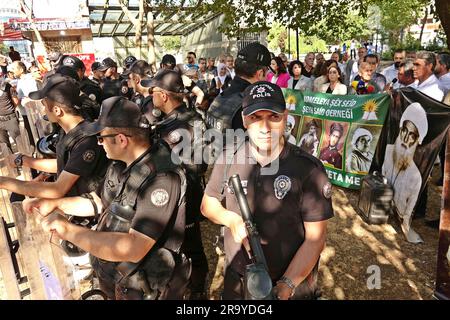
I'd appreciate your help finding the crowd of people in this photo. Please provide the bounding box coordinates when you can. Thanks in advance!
[0,39,449,300]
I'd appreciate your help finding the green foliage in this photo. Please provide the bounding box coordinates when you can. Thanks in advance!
[0,43,7,54]
[268,23,327,54]
[159,35,181,53]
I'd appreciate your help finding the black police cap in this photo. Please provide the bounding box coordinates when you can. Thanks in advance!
[140,69,184,93]
[84,97,149,136]
[29,74,81,108]
[242,81,286,116]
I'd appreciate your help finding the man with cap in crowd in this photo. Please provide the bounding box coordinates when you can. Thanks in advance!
[24,96,191,300]
[206,42,271,138]
[346,127,374,173]
[142,69,209,299]
[123,59,159,123]
[98,57,123,100]
[159,54,205,110]
[382,102,428,243]
[90,61,104,87]
[1,74,108,199]
[201,81,333,300]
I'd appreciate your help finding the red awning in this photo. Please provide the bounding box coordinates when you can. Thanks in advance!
[0,23,24,41]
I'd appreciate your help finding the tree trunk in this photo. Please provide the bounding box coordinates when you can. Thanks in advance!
[435,0,450,49]
[147,10,156,73]
[419,7,428,46]
[135,0,144,59]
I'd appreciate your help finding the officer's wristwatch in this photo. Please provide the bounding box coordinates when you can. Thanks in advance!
[277,275,296,298]
[14,153,24,167]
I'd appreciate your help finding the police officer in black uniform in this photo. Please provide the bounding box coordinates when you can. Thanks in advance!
[1,74,108,198]
[98,58,125,100]
[0,77,20,152]
[25,97,190,300]
[60,55,103,105]
[90,62,104,88]
[142,70,209,299]
[201,81,334,300]
[206,42,271,135]
[122,60,159,123]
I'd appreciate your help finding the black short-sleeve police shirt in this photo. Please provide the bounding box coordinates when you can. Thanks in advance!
[205,141,334,279]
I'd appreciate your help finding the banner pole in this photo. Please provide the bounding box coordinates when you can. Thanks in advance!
[435,128,450,300]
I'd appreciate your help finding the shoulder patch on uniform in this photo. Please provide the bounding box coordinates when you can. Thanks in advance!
[82,150,96,162]
[121,86,129,94]
[88,93,96,101]
[323,182,332,199]
[151,188,169,207]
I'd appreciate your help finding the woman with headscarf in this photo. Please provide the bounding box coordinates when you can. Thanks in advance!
[209,62,232,97]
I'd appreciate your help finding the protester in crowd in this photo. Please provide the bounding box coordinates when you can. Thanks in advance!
[410,51,444,224]
[287,60,313,91]
[302,52,315,78]
[382,49,405,89]
[435,52,450,98]
[8,46,21,62]
[315,53,325,66]
[397,59,416,88]
[267,56,290,88]
[345,46,367,86]
[318,65,347,95]
[209,62,232,97]
[206,57,217,76]
[185,51,199,71]
[349,61,378,95]
[412,51,444,101]
[363,54,387,92]
[313,60,339,92]
[350,40,356,60]
[225,55,235,79]
[279,53,289,69]
[0,52,8,77]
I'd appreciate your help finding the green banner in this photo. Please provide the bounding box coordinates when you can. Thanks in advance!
[283,89,390,189]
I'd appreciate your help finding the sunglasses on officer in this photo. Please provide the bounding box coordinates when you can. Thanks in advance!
[96,133,131,143]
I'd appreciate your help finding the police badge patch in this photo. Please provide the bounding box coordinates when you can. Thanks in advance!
[151,189,169,207]
[274,175,291,200]
[323,182,332,199]
[82,150,95,162]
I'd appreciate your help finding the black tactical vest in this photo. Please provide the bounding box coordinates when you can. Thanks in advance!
[91,141,187,284]
[157,104,208,177]
[206,92,244,133]
[55,121,108,196]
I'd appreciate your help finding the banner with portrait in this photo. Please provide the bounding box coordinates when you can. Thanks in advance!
[371,88,450,243]
[283,89,390,189]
